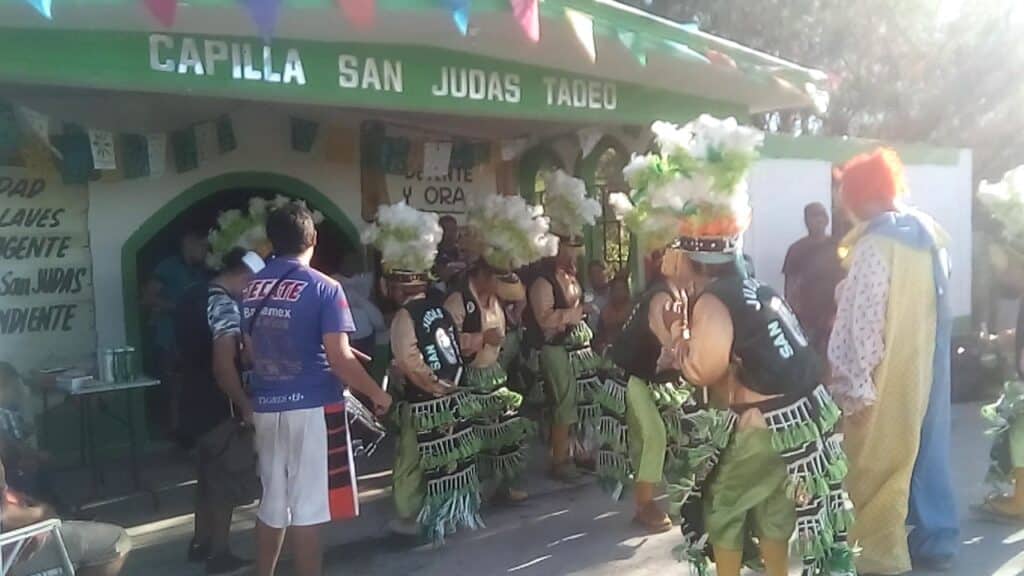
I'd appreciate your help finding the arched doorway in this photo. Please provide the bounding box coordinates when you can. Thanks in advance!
[580,137,632,281]
[121,172,360,355]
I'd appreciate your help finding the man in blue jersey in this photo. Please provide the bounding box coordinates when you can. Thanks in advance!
[242,204,391,576]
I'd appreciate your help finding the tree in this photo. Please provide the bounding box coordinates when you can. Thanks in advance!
[627,0,1024,180]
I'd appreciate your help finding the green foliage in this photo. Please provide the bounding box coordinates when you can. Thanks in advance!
[628,0,1024,180]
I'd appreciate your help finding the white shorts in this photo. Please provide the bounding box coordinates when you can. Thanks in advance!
[253,403,359,529]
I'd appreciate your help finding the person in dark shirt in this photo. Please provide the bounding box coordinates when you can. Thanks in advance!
[781,202,841,356]
[176,247,264,575]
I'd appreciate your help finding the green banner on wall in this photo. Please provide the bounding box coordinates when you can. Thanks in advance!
[0,28,743,125]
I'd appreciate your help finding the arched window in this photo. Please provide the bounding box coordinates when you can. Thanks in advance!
[518,145,564,206]
[584,139,631,278]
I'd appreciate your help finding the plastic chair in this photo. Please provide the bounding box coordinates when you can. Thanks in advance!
[0,519,74,576]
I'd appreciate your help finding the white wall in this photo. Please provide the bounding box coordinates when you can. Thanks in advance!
[744,151,974,319]
[745,158,833,293]
[89,108,363,352]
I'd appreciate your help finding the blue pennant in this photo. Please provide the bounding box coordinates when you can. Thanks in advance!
[26,0,52,19]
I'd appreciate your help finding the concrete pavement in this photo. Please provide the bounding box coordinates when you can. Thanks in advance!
[110,402,1024,575]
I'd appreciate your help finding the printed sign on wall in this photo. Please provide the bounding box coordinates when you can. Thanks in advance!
[0,168,96,374]
[385,164,497,224]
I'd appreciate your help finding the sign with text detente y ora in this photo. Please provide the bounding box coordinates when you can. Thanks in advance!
[0,168,96,373]
[385,163,497,224]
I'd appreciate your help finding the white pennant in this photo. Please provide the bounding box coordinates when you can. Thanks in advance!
[424,141,453,178]
[565,8,596,62]
[19,107,61,158]
[88,129,117,170]
[577,128,604,159]
[500,137,529,162]
[146,133,167,177]
[194,122,219,165]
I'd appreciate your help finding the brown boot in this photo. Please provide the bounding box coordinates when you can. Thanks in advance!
[632,482,672,533]
[548,425,581,483]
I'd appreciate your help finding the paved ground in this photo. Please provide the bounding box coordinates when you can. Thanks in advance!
[73,403,1024,575]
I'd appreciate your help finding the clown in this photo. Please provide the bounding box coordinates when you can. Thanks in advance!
[364,202,482,543]
[617,116,857,576]
[829,149,959,574]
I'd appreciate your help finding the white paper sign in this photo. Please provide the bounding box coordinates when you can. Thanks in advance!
[88,129,117,170]
[423,142,453,178]
[195,122,219,165]
[0,168,96,374]
[146,133,167,177]
[385,163,497,225]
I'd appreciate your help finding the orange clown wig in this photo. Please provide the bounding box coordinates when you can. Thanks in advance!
[837,148,906,217]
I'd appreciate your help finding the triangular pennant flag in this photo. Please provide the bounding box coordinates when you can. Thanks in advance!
[242,0,280,40]
[565,8,596,62]
[56,124,96,185]
[423,141,453,178]
[509,0,539,43]
[172,128,198,173]
[146,133,167,177]
[121,134,150,179]
[617,30,646,66]
[144,0,177,27]
[337,0,375,29]
[500,137,528,162]
[25,0,52,19]
[0,101,21,162]
[88,129,117,170]
[705,49,738,69]
[577,128,603,159]
[444,0,471,36]
[194,122,219,165]
[667,41,710,65]
[290,117,319,153]
[216,115,236,153]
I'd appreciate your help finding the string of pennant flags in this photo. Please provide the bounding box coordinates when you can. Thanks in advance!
[2,97,611,185]
[13,0,830,102]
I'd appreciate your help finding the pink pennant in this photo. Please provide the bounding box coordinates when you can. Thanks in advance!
[337,0,375,29]
[509,0,539,43]
[144,0,177,27]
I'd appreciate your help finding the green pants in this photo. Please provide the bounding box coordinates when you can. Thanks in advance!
[392,405,424,521]
[1012,418,1024,468]
[625,377,666,483]
[540,345,578,426]
[705,428,795,549]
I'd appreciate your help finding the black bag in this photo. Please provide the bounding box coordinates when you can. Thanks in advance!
[203,416,261,506]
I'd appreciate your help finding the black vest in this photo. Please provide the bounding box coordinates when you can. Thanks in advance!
[700,276,820,397]
[457,282,484,363]
[403,296,463,401]
[174,282,234,442]
[611,282,676,382]
[524,259,571,349]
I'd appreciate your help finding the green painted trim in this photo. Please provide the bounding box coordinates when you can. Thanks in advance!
[0,28,744,126]
[121,172,359,357]
[763,134,962,166]
[0,0,824,86]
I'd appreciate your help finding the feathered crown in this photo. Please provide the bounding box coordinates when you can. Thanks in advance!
[207,195,324,269]
[361,201,443,281]
[462,194,559,273]
[543,169,602,245]
[610,115,764,256]
[979,165,1024,270]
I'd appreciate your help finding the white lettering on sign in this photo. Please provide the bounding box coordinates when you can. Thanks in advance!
[148,34,307,86]
[543,76,617,110]
[431,67,521,103]
[385,165,496,224]
[0,168,95,375]
[338,55,403,93]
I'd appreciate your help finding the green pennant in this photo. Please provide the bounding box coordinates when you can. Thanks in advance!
[290,117,319,153]
[381,136,409,175]
[451,140,475,170]
[56,123,96,185]
[0,99,20,162]
[617,30,646,67]
[121,134,149,179]
[472,142,490,166]
[172,127,198,173]
[216,115,236,153]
